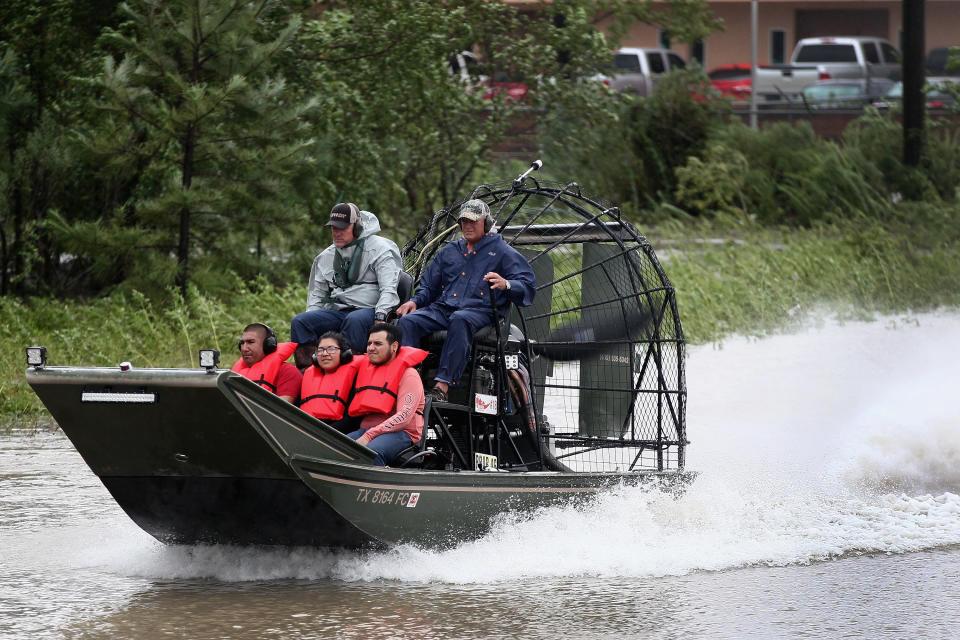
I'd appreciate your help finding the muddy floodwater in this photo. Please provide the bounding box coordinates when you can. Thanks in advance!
[3,312,960,639]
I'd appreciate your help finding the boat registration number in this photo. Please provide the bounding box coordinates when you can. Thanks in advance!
[355,488,420,508]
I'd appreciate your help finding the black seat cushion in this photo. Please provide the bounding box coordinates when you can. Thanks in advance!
[423,323,524,350]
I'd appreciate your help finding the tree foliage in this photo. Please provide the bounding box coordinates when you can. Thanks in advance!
[0,0,121,296]
[65,0,319,297]
[1,0,732,300]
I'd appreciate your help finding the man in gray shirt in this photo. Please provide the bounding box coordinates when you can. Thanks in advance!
[290,203,401,369]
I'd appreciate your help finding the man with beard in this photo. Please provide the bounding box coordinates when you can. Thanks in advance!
[346,323,427,466]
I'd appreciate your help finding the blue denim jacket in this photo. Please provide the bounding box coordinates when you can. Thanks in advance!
[412,234,535,311]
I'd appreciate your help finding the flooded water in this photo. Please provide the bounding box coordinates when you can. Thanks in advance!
[3,311,960,639]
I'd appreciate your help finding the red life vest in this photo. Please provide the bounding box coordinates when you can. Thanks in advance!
[232,342,297,394]
[348,347,428,417]
[299,358,362,420]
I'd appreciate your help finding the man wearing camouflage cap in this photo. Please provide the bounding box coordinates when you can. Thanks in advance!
[396,199,535,402]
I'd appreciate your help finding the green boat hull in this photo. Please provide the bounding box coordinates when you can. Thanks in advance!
[28,364,692,549]
[287,456,692,548]
[26,366,377,547]
[240,388,693,548]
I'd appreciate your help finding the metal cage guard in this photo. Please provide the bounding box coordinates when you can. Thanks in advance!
[403,163,687,473]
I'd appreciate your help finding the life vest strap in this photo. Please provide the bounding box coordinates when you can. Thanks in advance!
[301,392,346,406]
[256,376,278,392]
[354,383,397,399]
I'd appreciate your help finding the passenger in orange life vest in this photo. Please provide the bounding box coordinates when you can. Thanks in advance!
[298,331,362,433]
[346,323,427,466]
[232,323,301,403]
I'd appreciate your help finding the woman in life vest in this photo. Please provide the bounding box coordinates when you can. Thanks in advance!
[298,331,362,433]
[346,323,427,466]
[232,323,301,403]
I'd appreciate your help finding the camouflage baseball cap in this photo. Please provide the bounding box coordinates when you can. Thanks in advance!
[457,199,490,222]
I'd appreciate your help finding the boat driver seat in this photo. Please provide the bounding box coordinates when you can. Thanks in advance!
[388,270,415,321]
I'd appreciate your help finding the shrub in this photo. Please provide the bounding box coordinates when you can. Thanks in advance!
[674,121,891,225]
[625,67,728,204]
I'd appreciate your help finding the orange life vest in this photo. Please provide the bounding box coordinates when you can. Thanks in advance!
[348,347,428,417]
[232,342,297,393]
[299,358,362,420]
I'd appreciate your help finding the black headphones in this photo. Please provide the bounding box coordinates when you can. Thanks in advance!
[238,323,277,354]
[312,344,354,368]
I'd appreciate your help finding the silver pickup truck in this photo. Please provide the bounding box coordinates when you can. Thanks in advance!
[605,47,687,96]
[754,36,901,103]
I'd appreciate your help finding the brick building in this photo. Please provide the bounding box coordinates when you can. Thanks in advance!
[597,1,959,70]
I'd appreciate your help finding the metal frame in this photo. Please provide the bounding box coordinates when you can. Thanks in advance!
[402,168,687,473]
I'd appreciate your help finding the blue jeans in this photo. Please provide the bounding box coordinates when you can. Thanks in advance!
[397,305,493,385]
[290,307,376,354]
[348,428,413,466]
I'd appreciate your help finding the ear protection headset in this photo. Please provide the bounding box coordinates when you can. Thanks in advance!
[351,207,364,240]
[338,203,364,240]
[238,323,277,354]
[311,344,354,368]
[458,199,495,233]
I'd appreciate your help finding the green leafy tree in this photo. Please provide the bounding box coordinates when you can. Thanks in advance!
[288,0,636,238]
[0,48,32,296]
[596,0,723,47]
[0,0,120,296]
[73,0,318,297]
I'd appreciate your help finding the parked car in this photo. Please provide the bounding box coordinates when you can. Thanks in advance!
[801,77,896,109]
[708,63,753,101]
[926,46,960,76]
[873,78,959,110]
[754,36,901,103]
[604,47,687,96]
[449,51,528,102]
[482,71,528,102]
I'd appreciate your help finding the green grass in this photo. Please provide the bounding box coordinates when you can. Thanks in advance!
[3,278,304,423]
[5,207,960,424]
[649,209,960,343]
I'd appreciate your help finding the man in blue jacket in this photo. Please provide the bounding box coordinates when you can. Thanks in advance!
[396,199,535,402]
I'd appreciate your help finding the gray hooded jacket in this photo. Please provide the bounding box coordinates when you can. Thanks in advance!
[305,210,401,316]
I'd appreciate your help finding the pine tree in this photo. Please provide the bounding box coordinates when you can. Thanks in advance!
[85,0,317,296]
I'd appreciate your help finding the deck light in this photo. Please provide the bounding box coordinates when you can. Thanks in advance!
[26,346,47,368]
[199,349,220,371]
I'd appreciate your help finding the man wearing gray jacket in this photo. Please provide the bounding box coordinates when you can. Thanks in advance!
[290,203,401,369]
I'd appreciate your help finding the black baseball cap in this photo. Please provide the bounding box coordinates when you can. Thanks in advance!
[327,203,360,229]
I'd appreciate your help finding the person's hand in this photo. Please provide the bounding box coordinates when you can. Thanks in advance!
[483,272,510,290]
[396,300,417,316]
[357,434,370,446]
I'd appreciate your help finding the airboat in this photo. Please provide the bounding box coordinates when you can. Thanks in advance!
[25,162,691,549]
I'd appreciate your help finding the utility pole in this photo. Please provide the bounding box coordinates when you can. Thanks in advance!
[749,0,758,128]
[902,0,925,166]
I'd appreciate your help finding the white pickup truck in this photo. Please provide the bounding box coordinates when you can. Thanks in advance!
[754,36,901,103]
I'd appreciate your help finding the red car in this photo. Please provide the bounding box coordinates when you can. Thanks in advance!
[708,64,753,101]
[483,72,528,102]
